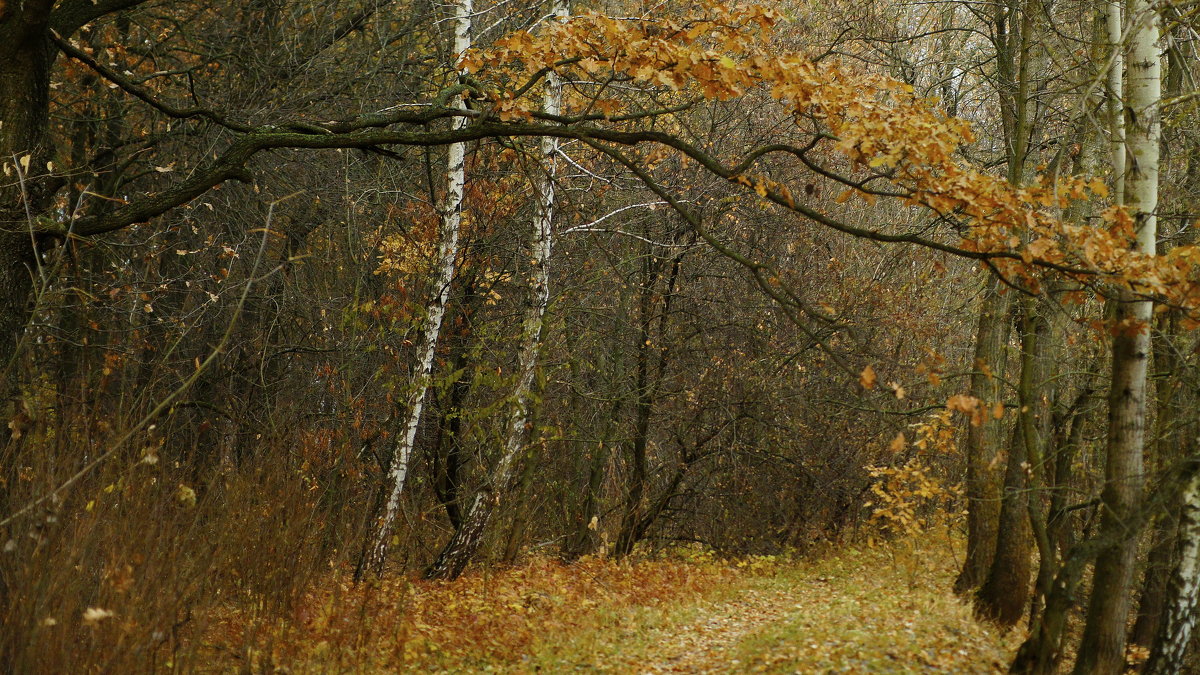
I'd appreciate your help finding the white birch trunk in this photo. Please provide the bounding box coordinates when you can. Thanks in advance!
[1145,467,1200,675]
[1072,1,1160,672]
[369,0,473,574]
[425,0,568,580]
[1105,0,1125,205]
[489,0,564,499]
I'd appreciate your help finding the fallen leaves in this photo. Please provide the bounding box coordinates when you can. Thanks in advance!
[193,532,1016,674]
[726,535,1014,674]
[199,553,737,673]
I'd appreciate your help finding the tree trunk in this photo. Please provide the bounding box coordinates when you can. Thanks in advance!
[562,397,620,560]
[613,233,687,558]
[1024,293,1064,633]
[501,432,542,564]
[1143,466,1200,675]
[368,0,473,574]
[1072,0,1160,669]
[976,424,1031,627]
[974,0,1039,619]
[0,7,55,398]
[1104,0,1125,206]
[977,298,1044,628]
[1129,312,1184,649]
[562,438,610,559]
[613,293,654,558]
[431,318,476,531]
[1129,27,1198,651]
[424,2,566,579]
[956,277,1010,593]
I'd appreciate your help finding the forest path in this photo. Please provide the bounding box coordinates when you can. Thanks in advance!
[633,584,804,673]
[556,533,1017,674]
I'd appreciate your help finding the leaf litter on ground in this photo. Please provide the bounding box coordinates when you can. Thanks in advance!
[198,529,1017,673]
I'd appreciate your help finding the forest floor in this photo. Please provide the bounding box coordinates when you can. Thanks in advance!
[202,528,1018,673]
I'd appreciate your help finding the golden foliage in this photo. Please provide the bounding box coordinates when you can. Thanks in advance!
[866,408,963,536]
[463,2,1200,316]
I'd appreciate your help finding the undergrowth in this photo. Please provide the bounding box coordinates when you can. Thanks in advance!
[198,550,747,672]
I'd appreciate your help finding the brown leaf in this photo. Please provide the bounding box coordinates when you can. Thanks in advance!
[946,394,978,413]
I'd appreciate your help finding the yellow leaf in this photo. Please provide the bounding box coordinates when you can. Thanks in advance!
[82,607,114,625]
[176,484,196,507]
[860,365,877,390]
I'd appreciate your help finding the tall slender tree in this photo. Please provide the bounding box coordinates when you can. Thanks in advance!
[368,0,473,573]
[425,0,568,580]
[1073,0,1161,670]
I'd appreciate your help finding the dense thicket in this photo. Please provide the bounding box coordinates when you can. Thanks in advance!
[1,0,1198,672]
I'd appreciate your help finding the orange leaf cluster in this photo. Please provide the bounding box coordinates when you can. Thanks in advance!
[464,2,1200,317]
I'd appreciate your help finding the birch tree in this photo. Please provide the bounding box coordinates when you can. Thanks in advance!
[424,0,569,581]
[1143,465,1200,674]
[367,0,473,574]
[1073,0,1161,670]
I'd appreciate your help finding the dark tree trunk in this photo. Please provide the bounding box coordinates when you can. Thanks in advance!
[956,278,1010,593]
[0,7,55,392]
[613,248,658,559]
[562,439,609,560]
[613,234,686,558]
[975,314,1033,628]
[562,397,619,561]
[1073,305,1151,675]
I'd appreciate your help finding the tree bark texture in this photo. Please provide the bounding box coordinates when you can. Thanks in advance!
[0,8,54,389]
[977,298,1046,628]
[1072,0,1160,669]
[956,278,1010,593]
[368,0,473,574]
[1144,467,1200,675]
[424,0,566,580]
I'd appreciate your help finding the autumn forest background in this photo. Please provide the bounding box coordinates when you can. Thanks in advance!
[1,0,1199,672]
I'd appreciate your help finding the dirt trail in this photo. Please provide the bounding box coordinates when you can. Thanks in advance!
[635,586,803,674]
[616,540,1014,674]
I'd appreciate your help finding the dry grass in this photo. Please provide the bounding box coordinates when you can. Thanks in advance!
[195,530,1017,674]
[198,550,739,672]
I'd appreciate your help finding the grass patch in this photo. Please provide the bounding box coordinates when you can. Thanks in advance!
[729,535,1016,673]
